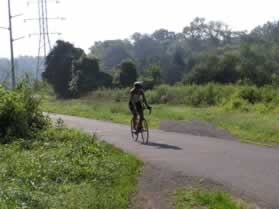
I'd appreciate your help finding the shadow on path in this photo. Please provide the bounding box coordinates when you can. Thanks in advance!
[145,142,182,150]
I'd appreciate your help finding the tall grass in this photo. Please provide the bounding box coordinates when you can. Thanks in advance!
[175,188,251,209]
[0,127,142,209]
[87,84,279,109]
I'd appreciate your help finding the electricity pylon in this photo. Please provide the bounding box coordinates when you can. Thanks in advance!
[25,0,63,80]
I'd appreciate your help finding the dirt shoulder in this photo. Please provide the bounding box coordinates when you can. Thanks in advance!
[130,163,263,209]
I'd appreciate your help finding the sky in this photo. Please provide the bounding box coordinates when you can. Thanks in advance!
[0,0,279,58]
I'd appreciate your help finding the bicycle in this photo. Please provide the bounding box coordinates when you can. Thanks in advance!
[130,107,151,144]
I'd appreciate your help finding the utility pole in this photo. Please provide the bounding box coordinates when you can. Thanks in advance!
[8,0,16,89]
[1,0,24,89]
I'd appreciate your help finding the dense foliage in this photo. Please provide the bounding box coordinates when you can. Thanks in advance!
[0,84,49,143]
[89,17,279,86]
[43,41,113,98]
[118,60,138,87]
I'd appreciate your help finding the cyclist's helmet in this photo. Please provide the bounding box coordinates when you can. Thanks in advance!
[134,81,143,89]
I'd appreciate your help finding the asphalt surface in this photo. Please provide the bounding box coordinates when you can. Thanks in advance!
[50,113,279,208]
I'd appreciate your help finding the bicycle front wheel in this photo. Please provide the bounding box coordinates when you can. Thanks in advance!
[141,119,149,144]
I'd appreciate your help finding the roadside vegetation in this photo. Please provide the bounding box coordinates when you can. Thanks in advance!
[43,83,279,145]
[0,85,142,209]
[174,188,252,209]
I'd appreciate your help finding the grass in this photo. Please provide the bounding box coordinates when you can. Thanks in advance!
[174,188,251,209]
[0,127,142,209]
[43,97,279,145]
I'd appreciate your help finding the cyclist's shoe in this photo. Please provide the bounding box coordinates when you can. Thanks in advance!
[133,126,142,134]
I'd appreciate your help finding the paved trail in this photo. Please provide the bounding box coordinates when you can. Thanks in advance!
[51,113,279,208]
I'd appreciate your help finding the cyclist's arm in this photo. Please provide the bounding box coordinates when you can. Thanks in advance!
[142,92,151,109]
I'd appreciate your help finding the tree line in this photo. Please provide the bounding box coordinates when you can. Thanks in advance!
[43,17,279,98]
[0,56,39,86]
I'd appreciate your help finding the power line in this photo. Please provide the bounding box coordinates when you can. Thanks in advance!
[26,0,63,80]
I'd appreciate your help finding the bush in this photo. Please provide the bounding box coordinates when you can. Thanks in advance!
[237,86,261,104]
[0,85,49,143]
[222,95,250,112]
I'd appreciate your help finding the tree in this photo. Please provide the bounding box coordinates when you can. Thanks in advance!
[131,33,164,72]
[70,56,112,97]
[250,21,279,43]
[42,40,84,98]
[119,60,137,87]
[145,64,161,84]
[215,53,240,83]
[152,29,176,42]
[141,64,162,89]
[89,40,132,72]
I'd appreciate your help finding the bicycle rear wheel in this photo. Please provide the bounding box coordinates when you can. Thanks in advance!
[131,119,138,141]
[141,119,149,144]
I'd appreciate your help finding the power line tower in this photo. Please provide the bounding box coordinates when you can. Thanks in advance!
[26,0,63,80]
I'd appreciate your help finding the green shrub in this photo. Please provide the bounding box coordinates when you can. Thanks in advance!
[222,94,250,112]
[237,86,261,104]
[259,85,279,103]
[0,85,49,143]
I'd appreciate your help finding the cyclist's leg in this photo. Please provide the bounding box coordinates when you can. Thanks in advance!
[133,113,138,130]
[136,102,144,129]
[129,102,138,130]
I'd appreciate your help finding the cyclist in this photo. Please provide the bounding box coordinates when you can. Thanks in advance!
[129,81,151,132]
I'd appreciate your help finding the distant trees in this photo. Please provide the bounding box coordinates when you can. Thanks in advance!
[145,64,161,84]
[42,18,279,97]
[70,56,112,97]
[141,64,162,89]
[0,59,10,86]
[87,17,249,85]
[43,40,112,98]
[249,21,279,43]
[185,40,279,86]
[0,56,39,87]
[118,60,138,87]
[89,40,132,73]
